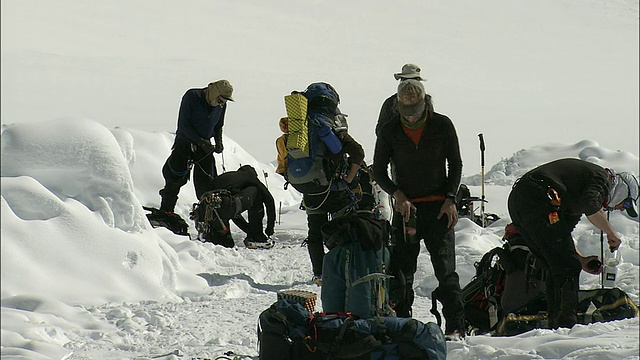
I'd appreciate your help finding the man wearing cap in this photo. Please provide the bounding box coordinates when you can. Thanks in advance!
[158,80,234,216]
[373,79,465,339]
[507,158,638,329]
[375,63,425,136]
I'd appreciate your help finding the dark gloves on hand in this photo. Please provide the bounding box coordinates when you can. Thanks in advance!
[198,139,216,154]
[213,142,224,154]
[265,225,274,237]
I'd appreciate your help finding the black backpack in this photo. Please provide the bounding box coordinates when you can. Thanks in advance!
[143,206,188,236]
[455,224,545,335]
[257,299,446,360]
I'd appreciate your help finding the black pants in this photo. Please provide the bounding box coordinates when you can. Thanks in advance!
[390,201,464,333]
[237,186,268,241]
[304,189,355,276]
[159,138,217,211]
[508,178,582,329]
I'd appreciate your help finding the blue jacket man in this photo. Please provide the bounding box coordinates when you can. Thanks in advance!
[159,80,234,214]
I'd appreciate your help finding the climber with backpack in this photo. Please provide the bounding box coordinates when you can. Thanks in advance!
[277,82,365,285]
[190,164,276,249]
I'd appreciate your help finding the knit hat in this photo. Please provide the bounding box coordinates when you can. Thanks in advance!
[396,79,426,116]
[206,80,234,105]
[607,171,639,217]
[394,63,424,81]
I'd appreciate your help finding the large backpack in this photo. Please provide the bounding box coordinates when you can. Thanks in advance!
[284,83,348,194]
[455,224,545,335]
[257,298,447,360]
[320,214,395,318]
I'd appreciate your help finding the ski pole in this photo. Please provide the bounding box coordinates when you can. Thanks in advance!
[278,201,282,225]
[263,170,269,189]
[600,229,604,289]
[221,152,226,173]
[478,133,486,227]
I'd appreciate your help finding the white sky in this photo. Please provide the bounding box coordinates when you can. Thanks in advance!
[1,1,639,359]
[1,0,638,176]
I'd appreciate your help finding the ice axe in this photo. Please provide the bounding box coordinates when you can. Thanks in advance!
[478,133,486,227]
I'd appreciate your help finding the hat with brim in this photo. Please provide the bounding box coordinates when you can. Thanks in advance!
[394,63,423,81]
[208,80,234,102]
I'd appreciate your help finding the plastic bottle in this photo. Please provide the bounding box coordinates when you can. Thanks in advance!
[602,250,621,288]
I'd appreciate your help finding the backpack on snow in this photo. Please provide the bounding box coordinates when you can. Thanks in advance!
[144,206,189,236]
[320,214,395,318]
[454,224,546,335]
[494,287,639,336]
[257,298,447,360]
[282,83,349,195]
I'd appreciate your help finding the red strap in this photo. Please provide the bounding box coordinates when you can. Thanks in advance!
[410,195,446,203]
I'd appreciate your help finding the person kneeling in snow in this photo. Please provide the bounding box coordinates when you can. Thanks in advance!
[190,165,276,248]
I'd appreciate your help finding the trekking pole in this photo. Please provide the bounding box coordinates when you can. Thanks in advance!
[600,229,604,289]
[478,133,486,227]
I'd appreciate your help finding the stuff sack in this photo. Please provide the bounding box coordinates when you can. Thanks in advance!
[321,215,394,318]
[257,298,447,360]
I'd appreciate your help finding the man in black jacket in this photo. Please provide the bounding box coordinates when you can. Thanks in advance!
[508,158,636,329]
[193,165,276,249]
[373,79,465,339]
[159,80,234,216]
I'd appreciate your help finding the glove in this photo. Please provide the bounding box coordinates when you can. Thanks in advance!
[213,142,224,154]
[198,139,215,154]
[265,225,274,237]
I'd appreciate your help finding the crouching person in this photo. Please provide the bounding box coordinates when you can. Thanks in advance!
[191,165,276,248]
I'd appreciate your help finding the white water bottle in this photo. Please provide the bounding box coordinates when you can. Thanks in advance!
[602,250,621,288]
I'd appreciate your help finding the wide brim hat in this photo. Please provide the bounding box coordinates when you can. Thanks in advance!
[394,63,424,81]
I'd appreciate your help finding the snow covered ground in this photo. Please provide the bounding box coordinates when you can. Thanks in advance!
[2,0,638,359]
[1,119,639,359]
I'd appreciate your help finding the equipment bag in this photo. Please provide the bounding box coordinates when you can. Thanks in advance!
[321,215,395,318]
[494,287,639,336]
[257,299,447,360]
[144,206,188,236]
[458,224,545,335]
